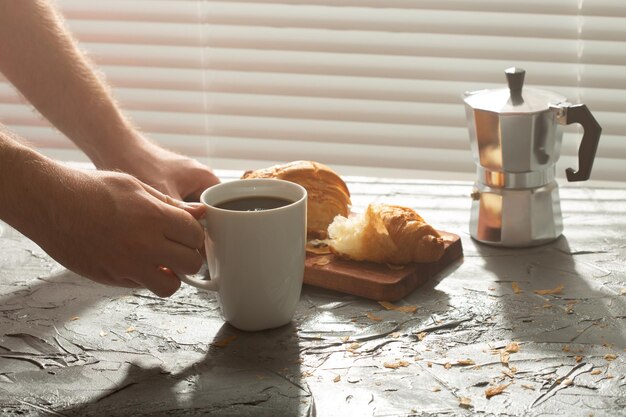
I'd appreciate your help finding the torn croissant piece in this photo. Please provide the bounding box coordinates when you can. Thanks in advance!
[327,203,445,264]
[242,161,351,238]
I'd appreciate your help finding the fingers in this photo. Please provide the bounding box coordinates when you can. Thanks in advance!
[140,179,206,220]
[155,240,204,276]
[162,209,204,250]
[108,267,184,298]
[141,182,185,209]
[136,266,182,298]
[123,179,205,297]
[184,170,221,202]
[116,278,142,289]
[140,182,205,249]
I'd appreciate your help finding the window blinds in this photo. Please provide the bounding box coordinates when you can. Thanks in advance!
[0,0,624,182]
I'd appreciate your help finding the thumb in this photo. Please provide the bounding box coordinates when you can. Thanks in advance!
[141,182,185,208]
[141,182,206,218]
[182,202,206,220]
[183,170,221,202]
[142,183,206,219]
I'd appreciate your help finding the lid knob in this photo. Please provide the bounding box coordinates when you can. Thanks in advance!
[505,67,525,104]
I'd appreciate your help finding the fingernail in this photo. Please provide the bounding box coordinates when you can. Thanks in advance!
[183,202,204,209]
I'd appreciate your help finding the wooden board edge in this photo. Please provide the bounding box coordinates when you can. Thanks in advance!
[372,236,464,301]
[303,232,464,301]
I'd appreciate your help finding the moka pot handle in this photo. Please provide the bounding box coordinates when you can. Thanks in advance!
[556,103,602,182]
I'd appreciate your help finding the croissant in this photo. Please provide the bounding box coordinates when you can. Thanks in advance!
[327,203,445,264]
[242,161,351,238]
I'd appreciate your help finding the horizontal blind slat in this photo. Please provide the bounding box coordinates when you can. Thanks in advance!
[200,1,577,15]
[198,5,579,38]
[122,92,467,127]
[57,0,200,22]
[581,1,626,17]
[66,21,203,46]
[66,22,581,64]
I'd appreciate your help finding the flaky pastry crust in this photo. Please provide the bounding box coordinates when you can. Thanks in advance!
[329,203,445,264]
[242,161,351,238]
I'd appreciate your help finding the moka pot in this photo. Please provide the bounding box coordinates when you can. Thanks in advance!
[463,67,601,247]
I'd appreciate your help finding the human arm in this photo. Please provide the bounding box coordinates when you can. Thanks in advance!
[0,128,204,296]
[0,0,219,200]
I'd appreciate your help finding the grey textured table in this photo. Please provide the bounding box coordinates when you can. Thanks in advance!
[1,170,625,416]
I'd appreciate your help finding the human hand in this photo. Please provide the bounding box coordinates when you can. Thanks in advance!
[0,0,218,201]
[33,168,205,297]
[96,134,221,201]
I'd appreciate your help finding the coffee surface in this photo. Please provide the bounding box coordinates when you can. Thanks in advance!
[215,196,293,211]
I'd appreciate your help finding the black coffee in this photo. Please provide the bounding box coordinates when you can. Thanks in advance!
[215,196,293,212]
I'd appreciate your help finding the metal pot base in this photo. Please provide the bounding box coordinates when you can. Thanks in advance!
[469,181,563,248]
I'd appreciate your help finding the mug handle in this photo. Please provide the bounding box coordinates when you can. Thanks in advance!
[175,218,219,292]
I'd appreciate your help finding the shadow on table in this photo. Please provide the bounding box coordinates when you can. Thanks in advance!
[59,322,311,417]
[475,235,626,349]
[0,268,130,367]
[1,269,311,416]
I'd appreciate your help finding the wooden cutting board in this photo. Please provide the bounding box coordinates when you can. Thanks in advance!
[303,231,463,301]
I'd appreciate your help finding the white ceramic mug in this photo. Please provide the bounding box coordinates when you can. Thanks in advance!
[178,179,307,331]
